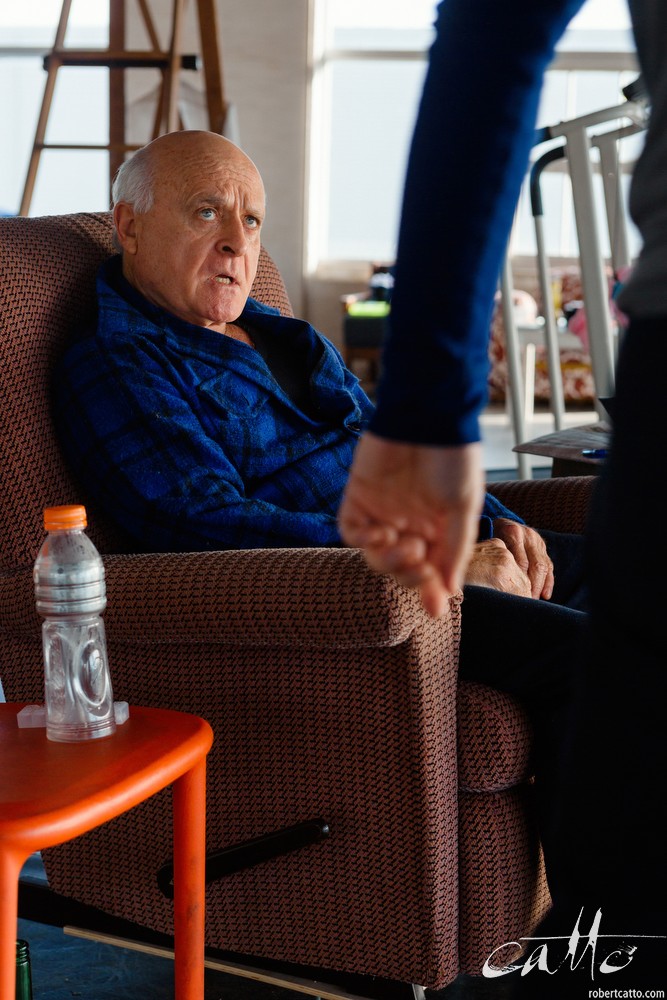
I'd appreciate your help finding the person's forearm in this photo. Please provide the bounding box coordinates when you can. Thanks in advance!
[371,0,584,447]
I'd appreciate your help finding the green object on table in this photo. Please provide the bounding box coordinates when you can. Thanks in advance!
[16,940,33,1000]
[347,300,390,318]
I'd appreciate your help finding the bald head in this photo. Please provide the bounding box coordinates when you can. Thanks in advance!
[112,130,266,334]
[112,130,264,214]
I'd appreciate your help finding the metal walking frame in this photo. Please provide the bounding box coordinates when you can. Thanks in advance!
[502,77,649,477]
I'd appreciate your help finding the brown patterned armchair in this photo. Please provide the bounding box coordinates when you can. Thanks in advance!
[0,212,596,998]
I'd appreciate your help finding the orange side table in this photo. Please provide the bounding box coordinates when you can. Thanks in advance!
[0,703,213,1000]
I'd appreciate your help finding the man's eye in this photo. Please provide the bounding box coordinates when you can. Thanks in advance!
[245,216,260,229]
[199,208,216,220]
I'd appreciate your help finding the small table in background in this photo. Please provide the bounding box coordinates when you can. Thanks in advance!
[0,703,213,1000]
[514,421,611,477]
[340,295,389,396]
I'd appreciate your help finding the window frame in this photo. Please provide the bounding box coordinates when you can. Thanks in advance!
[307,2,640,275]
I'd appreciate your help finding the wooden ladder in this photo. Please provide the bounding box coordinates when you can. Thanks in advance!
[19,0,227,216]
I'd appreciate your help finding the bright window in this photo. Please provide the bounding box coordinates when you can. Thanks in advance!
[513,0,642,259]
[309,0,641,269]
[308,0,435,269]
[0,0,109,217]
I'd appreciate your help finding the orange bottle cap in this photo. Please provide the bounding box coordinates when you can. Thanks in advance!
[44,505,88,531]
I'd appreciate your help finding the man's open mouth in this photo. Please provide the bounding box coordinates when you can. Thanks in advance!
[214,275,234,285]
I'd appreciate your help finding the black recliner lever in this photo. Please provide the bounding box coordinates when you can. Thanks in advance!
[157,817,330,899]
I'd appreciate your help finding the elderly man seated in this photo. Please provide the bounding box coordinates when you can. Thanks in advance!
[54,129,580,603]
[54,130,587,890]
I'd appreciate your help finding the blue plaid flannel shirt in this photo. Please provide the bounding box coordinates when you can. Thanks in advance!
[52,257,521,552]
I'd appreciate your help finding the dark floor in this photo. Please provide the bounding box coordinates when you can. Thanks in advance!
[18,916,284,1000]
[17,916,514,1000]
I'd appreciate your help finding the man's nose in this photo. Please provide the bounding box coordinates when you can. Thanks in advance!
[217,215,248,256]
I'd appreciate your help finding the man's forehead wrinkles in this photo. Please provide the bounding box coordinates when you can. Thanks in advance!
[177,170,263,204]
[184,185,264,213]
[194,179,247,199]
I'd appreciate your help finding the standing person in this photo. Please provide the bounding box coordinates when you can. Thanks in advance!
[338,0,666,991]
[55,128,553,562]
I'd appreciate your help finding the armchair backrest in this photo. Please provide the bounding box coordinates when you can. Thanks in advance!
[0,212,293,569]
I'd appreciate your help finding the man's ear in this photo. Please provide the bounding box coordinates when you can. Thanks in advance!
[113,202,138,254]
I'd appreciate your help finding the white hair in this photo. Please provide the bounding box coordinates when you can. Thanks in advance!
[111,146,155,212]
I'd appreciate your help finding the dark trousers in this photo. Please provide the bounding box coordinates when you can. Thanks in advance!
[507,316,667,995]
[555,316,666,973]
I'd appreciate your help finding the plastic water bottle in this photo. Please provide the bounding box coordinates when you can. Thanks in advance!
[33,505,116,743]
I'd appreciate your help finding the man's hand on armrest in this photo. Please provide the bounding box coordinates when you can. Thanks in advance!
[486,519,554,600]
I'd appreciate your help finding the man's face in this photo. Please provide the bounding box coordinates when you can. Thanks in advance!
[116,136,265,332]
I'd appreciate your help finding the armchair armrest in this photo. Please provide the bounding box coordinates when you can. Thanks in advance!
[0,547,461,651]
[101,546,454,648]
[488,475,596,534]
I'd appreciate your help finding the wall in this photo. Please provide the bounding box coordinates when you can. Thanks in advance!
[210,0,363,347]
[215,0,310,317]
